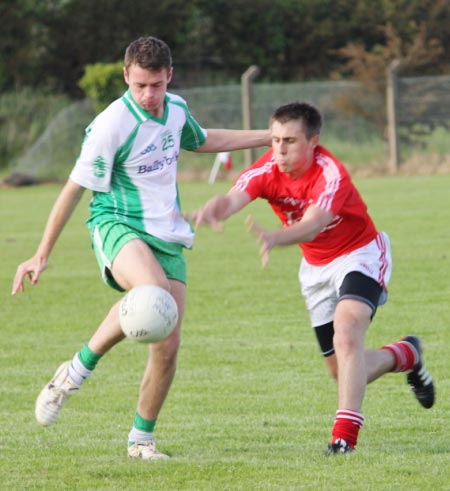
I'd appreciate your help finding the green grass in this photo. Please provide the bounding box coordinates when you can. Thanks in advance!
[1,175,450,490]
[320,133,386,170]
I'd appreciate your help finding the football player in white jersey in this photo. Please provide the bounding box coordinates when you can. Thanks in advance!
[12,36,270,461]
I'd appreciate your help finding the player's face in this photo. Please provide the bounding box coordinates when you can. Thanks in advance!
[270,120,318,179]
[124,64,173,117]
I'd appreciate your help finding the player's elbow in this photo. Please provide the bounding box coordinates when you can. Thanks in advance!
[303,229,320,242]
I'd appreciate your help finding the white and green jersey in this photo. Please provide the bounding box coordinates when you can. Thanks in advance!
[70,90,207,248]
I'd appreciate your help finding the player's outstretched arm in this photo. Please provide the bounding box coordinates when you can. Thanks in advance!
[195,129,271,153]
[246,205,335,267]
[12,179,85,295]
[188,190,251,231]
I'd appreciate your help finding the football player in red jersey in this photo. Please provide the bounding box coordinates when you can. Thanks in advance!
[191,102,435,454]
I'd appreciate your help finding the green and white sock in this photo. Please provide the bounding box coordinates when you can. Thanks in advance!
[68,343,103,386]
[128,412,157,444]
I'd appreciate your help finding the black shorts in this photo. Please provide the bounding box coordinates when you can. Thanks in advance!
[313,271,383,357]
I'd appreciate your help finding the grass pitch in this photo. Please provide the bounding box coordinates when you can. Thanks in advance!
[1,175,450,490]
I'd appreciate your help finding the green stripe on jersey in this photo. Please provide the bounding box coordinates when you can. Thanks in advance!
[122,91,171,126]
[170,99,207,150]
[89,122,144,229]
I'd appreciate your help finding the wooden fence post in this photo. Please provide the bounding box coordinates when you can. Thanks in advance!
[241,65,260,167]
[386,59,401,173]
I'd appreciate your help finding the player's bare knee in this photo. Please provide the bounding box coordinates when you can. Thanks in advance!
[333,329,362,357]
[151,328,180,363]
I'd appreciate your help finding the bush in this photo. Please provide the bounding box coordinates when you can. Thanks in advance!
[78,61,126,113]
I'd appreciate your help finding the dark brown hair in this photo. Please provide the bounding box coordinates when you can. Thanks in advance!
[124,36,172,70]
[271,102,322,140]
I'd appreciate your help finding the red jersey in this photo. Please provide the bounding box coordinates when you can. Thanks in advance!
[232,145,378,265]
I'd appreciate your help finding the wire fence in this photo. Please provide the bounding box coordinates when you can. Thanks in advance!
[177,80,378,138]
[9,74,450,180]
[179,75,450,144]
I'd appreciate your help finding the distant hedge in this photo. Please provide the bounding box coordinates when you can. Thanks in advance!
[78,61,126,113]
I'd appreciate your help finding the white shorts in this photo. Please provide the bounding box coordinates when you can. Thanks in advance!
[299,231,392,327]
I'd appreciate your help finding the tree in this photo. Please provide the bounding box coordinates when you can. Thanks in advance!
[33,0,198,95]
[0,0,48,91]
[0,0,448,94]
[331,0,449,144]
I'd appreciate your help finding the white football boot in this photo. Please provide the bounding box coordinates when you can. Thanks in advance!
[35,361,79,426]
[127,440,170,460]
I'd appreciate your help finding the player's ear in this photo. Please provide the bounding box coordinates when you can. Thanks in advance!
[123,66,129,85]
[311,134,320,148]
[166,67,173,84]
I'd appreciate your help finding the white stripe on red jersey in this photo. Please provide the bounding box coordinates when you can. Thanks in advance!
[232,145,378,264]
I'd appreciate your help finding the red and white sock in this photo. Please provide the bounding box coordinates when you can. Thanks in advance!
[331,409,365,449]
[381,339,418,372]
